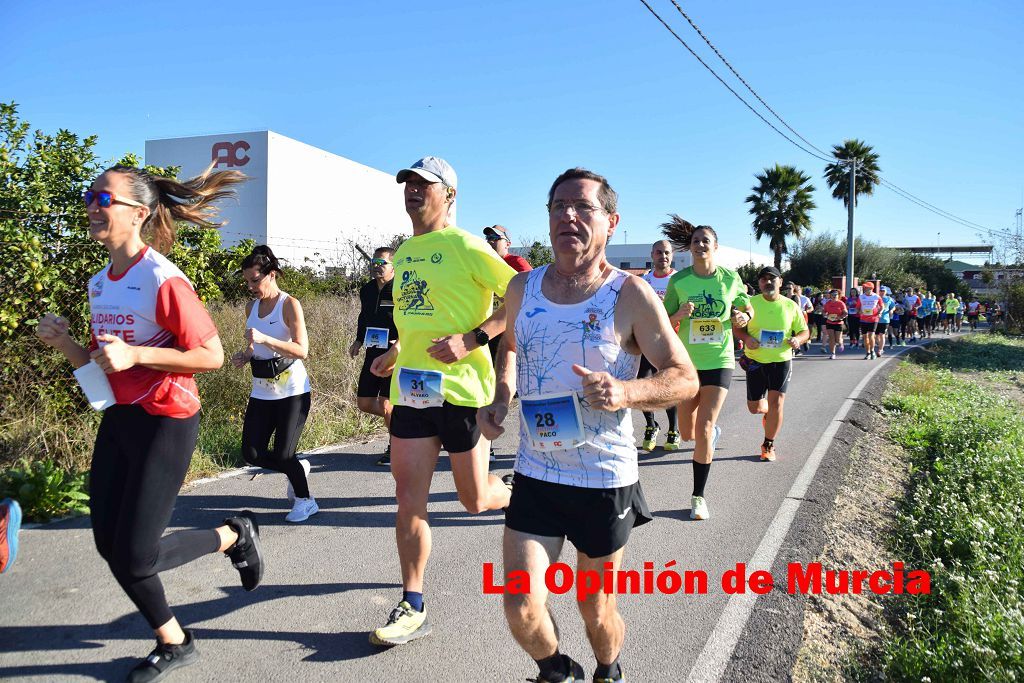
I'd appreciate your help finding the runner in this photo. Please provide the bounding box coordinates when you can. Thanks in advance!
[858,282,883,359]
[0,498,21,574]
[822,289,847,359]
[890,299,903,347]
[902,288,921,342]
[35,165,264,682]
[662,215,753,521]
[638,239,680,451]
[350,247,399,466]
[967,298,981,330]
[478,167,698,683]
[845,287,861,348]
[230,245,316,522]
[367,156,516,646]
[734,267,809,462]
[943,293,958,334]
[955,297,965,332]
[919,290,936,338]
[875,286,896,357]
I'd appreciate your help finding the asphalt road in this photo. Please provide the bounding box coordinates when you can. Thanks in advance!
[0,337,948,682]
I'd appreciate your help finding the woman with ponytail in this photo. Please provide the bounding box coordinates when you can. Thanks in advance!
[230,245,316,523]
[661,215,754,522]
[36,165,264,682]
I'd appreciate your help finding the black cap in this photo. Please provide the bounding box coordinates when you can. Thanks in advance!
[757,266,782,279]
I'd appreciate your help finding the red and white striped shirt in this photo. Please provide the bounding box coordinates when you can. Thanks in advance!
[88,247,217,418]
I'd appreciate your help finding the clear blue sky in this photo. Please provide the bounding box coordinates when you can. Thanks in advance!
[3,0,1021,262]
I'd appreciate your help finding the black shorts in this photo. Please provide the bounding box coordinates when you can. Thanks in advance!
[390,401,481,453]
[875,322,888,334]
[637,355,656,379]
[357,348,392,399]
[504,473,653,558]
[825,322,844,331]
[860,320,878,335]
[745,360,793,401]
[696,367,732,390]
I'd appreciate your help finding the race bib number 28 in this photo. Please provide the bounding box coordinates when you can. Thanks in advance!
[520,392,586,452]
[397,367,444,408]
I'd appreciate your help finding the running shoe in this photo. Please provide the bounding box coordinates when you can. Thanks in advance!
[870,351,877,360]
[538,654,586,682]
[224,513,264,591]
[376,444,391,467]
[594,666,625,683]
[690,495,710,520]
[641,424,660,451]
[838,344,845,353]
[760,443,777,462]
[285,497,319,523]
[286,458,312,503]
[820,346,829,354]
[877,349,884,357]
[710,424,722,451]
[489,447,496,462]
[370,601,432,646]
[126,630,199,683]
[664,431,681,451]
[864,353,871,360]
[829,353,836,360]
[0,498,21,574]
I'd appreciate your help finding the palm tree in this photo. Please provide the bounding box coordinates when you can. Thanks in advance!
[823,139,881,208]
[746,164,817,270]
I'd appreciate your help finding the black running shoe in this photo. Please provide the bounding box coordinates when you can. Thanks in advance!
[126,629,199,682]
[376,444,391,467]
[224,512,264,591]
[538,654,586,682]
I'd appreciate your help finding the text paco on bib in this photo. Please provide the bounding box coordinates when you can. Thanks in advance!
[397,367,444,408]
[520,392,586,452]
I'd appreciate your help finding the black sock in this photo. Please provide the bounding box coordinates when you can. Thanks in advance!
[595,659,622,680]
[666,406,678,432]
[762,438,774,450]
[643,411,655,428]
[692,461,711,497]
[537,652,568,682]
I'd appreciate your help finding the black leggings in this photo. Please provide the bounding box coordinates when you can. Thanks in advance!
[242,392,311,499]
[637,356,678,430]
[90,405,221,629]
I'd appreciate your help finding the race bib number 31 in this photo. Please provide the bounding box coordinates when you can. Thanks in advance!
[397,367,444,408]
[520,392,586,452]
[690,317,724,345]
[759,330,785,349]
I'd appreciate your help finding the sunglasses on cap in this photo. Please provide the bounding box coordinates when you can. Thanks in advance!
[83,190,146,209]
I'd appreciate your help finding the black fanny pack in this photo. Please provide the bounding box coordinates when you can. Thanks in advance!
[250,356,296,379]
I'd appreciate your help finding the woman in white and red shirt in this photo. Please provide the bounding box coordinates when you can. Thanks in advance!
[857,281,884,359]
[36,165,263,681]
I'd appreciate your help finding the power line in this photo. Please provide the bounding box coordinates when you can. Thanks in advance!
[636,0,835,164]
[664,0,833,159]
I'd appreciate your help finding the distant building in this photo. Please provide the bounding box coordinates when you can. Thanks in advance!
[513,242,776,272]
[145,131,410,272]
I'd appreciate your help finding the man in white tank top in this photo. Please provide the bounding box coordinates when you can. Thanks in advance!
[478,169,699,683]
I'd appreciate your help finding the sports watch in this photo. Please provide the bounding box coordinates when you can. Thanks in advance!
[472,327,490,347]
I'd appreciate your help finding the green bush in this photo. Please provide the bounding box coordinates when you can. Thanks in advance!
[0,458,90,521]
[879,338,1024,681]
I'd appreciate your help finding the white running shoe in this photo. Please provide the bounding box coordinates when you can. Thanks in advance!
[286,497,319,523]
[286,459,312,503]
[690,495,710,520]
[829,353,836,360]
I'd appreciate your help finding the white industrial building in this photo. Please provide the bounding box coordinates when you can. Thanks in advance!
[145,131,410,271]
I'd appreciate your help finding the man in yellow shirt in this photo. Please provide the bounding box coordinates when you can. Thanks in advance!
[368,156,517,646]
[734,267,809,462]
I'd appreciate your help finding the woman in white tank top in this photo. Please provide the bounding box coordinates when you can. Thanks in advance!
[230,246,316,523]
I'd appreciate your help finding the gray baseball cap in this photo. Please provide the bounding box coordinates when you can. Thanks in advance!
[396,156,458,189]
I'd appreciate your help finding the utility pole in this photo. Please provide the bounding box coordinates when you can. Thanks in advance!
[845,158,857,291]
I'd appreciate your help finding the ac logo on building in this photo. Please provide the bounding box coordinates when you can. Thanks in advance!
[211,141,250,168]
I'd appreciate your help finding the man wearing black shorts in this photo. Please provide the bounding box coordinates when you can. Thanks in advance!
[479,168,698,682]
[734,267,809,462]
[350,247,398,466]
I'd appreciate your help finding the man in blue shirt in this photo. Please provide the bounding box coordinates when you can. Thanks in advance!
[876,287,897,356]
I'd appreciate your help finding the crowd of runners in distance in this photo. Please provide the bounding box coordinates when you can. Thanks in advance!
[4,154,998,683]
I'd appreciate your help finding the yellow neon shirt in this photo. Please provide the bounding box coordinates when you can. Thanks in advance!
[390,225,516,407]
[744,294,808,364]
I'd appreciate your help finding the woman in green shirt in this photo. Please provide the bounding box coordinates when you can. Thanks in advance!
[662,217,754,521]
